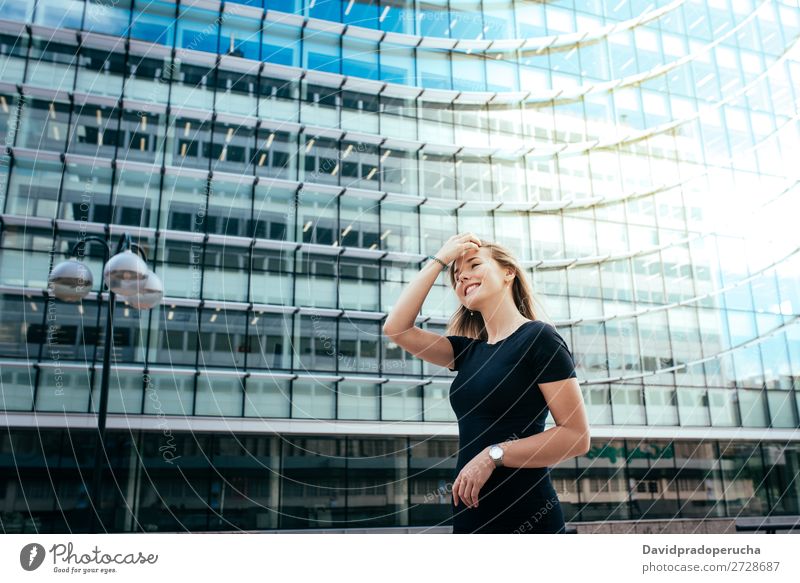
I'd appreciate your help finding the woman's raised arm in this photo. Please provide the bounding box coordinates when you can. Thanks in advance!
[382,233,481,368]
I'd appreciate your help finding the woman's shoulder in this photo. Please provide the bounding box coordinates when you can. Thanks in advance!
[520,319,561,336]
[517,320,571,349]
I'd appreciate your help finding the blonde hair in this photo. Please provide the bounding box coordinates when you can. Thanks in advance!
[445,240,543,339]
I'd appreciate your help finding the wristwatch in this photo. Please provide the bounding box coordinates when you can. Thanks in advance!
[488,444,504,467]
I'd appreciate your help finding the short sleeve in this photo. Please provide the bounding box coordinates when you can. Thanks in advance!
[446,335,473,372]
[526,323,577,383]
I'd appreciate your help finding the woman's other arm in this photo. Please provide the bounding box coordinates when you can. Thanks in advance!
[492,377,590,468]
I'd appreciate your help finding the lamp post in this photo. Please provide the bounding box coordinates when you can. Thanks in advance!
[48,233,163,532]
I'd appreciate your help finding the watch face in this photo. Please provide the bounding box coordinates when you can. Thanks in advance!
[490,446,502,460]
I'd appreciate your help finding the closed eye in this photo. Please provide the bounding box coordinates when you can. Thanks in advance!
[455,260,480,280]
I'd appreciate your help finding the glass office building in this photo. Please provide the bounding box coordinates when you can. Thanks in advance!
[0,0,799,532]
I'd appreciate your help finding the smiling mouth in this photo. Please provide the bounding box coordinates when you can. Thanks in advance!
[464,283,480,297]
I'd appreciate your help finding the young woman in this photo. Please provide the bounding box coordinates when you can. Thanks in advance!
[383,232,590,534]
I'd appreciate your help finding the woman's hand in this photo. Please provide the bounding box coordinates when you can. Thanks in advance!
[436,233,482,266]
[453,447,495,508]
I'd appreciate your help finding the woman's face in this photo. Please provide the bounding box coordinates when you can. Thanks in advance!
[452,247,512,312]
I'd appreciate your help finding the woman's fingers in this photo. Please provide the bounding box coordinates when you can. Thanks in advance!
[458,476,473,508]
[456,474,467,507]
[457,232,481,247]
[469,482,480,508]
[453,471,482,508]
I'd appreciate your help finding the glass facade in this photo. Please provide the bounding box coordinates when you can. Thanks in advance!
[1,0,800,531]
[1,429,799,533]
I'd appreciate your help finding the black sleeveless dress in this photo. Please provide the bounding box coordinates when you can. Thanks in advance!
[446,320,577,534]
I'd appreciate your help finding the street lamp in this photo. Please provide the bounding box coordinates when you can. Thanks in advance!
[48,233,163,532]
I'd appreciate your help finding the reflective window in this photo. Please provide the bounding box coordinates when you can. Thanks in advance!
[118,108,167,166]
[84,0,133,37]
[245,377,291,417]
[196,373,244,416]
[762,443,800,515]
[379,0,415,35]
[130,0,176,46]
[0,227,52,289]
[420,153,456,199]
[255,128,296,180]
[176,6,220,54]
[252,184,294,240]
[380,94,417,139]
[380,44,415,85]
[150,304,200,366]
[202,244,250,302]
[341,90,379,133]
[0,365,35,411]
[111,162,161,229]
[626,440,680,519]
[577,440,630,521]
[0,35,26,84]
[170,62,216,112]
[0,294,46,359]
[59,162,113,223]
[303,29,341,74]
[214,68,259,116]
[300,83,339,128]
[340,141,380,190]
[417,48,451,89]
[294,314,337,371]
[206,178,253,240]
[76,48,127,97]
[301,134,340,184]
[337,319,380,373]
[166,114,212,170]
[6,157,63,220]
[91,369,145,414]
[209,120,256,175]
[344,0,378,28]
[160,173,209,235]
[125,52,171,105]
[18,98,70,152]
[346,438,408,527]
[143,372,195,416]
[295,250,337,309]
[157,239,204,300]
[250,247,294,306]
[261,22,300,67]
[418,0,449,37]
[220,13,261,60]
[197,308,248,368]
[0,0,34,22]
[408,439,458,526]
[382,382,422,421]
[259,76,299,122]
[291,379,336,417]
[718,441,770,517]
[247,312,293,370]
[68,101,121,158]
[280,437,345,528]
[342,37,379,80]
[452,53,486,92]
[337,382,380,420]
[381,202,419,255]
[34,0,83,29]
[296,188,337,243]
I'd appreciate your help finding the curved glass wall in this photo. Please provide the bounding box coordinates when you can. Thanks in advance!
[1,0,799,531]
